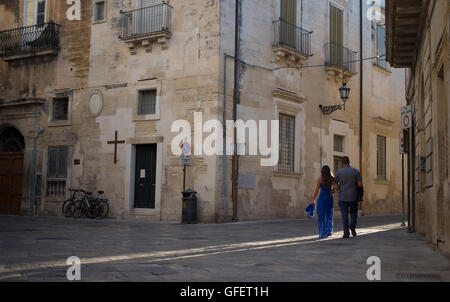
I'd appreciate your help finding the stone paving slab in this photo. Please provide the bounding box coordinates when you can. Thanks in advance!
[0,215,449,282]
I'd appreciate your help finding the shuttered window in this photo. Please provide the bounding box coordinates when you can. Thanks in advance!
[48,146,68,179]
[377,135,386,179]
[329,4,343,46]
[278,113,295,172]
[280,0,297,24]
[376,25,387,69]
[138,89,157,115]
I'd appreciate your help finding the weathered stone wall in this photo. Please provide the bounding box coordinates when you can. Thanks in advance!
[405,0,449,257]
[218,0,406,221]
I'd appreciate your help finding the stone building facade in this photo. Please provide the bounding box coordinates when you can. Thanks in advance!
[386,0,449,256]
[0,0,405,222]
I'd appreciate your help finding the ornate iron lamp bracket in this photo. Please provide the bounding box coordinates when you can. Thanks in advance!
[319,104,345,115]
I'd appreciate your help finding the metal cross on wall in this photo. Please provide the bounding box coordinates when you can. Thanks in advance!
[107,131,125,164]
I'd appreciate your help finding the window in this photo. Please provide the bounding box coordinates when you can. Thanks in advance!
[52,97,69,121]
[93,0,106,23]
[138,90,157,115]
[330,3,343,46]
[278,113,295,172]
[24,0,47,26]
[377,135,386,179]
[47,147,68,178]
[376,25,387,69]
[333,135,345,152]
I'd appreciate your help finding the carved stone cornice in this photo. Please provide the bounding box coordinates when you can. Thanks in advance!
[0,97,45,108]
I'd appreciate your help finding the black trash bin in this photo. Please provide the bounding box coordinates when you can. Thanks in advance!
[181,189,197,223]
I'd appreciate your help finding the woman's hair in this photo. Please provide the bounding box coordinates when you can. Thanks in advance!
[321,165,334,188]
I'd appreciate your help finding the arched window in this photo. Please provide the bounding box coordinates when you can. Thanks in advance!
[0,127,25,153]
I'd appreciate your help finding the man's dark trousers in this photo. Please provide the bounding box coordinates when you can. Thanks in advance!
[339,200,358,237]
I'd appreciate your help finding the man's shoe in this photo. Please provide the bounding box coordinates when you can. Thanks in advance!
[350,226,357,237]
[342,235,350,238]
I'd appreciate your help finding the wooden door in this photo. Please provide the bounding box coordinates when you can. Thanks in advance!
[134,144,157,209]
[0,152,24,215]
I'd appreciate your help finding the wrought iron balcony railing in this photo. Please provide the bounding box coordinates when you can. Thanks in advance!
[324,42,357,74]
[273,19,312,57]
[0,22,61,58]
[119,2,172,40]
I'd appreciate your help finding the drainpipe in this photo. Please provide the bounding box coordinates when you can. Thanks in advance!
[30,116,38,216]
[359,0,363,172]
[223,54,228,220]
[231,0,241,222]
[359,0,364,213]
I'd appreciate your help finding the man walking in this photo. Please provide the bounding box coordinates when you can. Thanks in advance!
[335,157,363,238]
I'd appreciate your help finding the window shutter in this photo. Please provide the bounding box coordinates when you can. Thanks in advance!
[280,0,296,24]
[377,25,386,68]
[48,148,58,178]
[48,147,68,179]
[330,4,343,46]
[377,135,386,179]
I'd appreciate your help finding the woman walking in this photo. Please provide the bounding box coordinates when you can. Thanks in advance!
[310,166,337,239]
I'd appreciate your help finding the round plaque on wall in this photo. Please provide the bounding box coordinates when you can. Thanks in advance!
[88,90,103,117]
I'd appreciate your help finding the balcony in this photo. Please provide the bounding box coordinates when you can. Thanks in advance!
[273,19,313,65]
[119,2,173,54]
[324,42,358,82]
[0,22,61,64]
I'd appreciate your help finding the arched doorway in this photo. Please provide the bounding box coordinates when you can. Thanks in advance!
[0,127,25,215]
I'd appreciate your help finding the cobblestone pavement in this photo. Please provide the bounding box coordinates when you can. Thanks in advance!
[0,215,449,282]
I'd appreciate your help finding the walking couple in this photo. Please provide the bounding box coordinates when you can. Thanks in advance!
[309,156,363,239]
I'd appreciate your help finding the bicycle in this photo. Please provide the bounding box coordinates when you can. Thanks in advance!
[90,191,110,219]
[73,190,100,219]
[62,189,82,218]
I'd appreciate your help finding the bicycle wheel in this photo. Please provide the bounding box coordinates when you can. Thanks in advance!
[86,200,100,219]
[97,200,110,219]
[73,200,85,218]
[62,200,74,218]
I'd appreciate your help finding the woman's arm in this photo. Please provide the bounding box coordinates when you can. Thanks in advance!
[330,180,339,195]
[311,178,321,205]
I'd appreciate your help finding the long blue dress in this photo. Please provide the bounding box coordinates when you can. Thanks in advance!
[317,183,334,238]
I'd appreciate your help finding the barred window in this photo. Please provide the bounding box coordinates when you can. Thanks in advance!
[377,135,386,179]
[333,135,345,152]
[48,146,68,179]
[93,1,106,23]
[138,89,157,115]
[278,113,295,172]
[52,97,69,121]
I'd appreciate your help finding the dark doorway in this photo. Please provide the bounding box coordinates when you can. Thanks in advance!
[0,127,25,215]
[134,144,157,209]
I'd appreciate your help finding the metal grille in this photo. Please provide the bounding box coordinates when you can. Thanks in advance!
[52,97,68,120]
[377,135,386,179]
[278,113,295,172]
[0,21,61,57]
[273,19,312,57]
[120,2,172,40]
[138,90,157,115]
[324,42,358,74]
